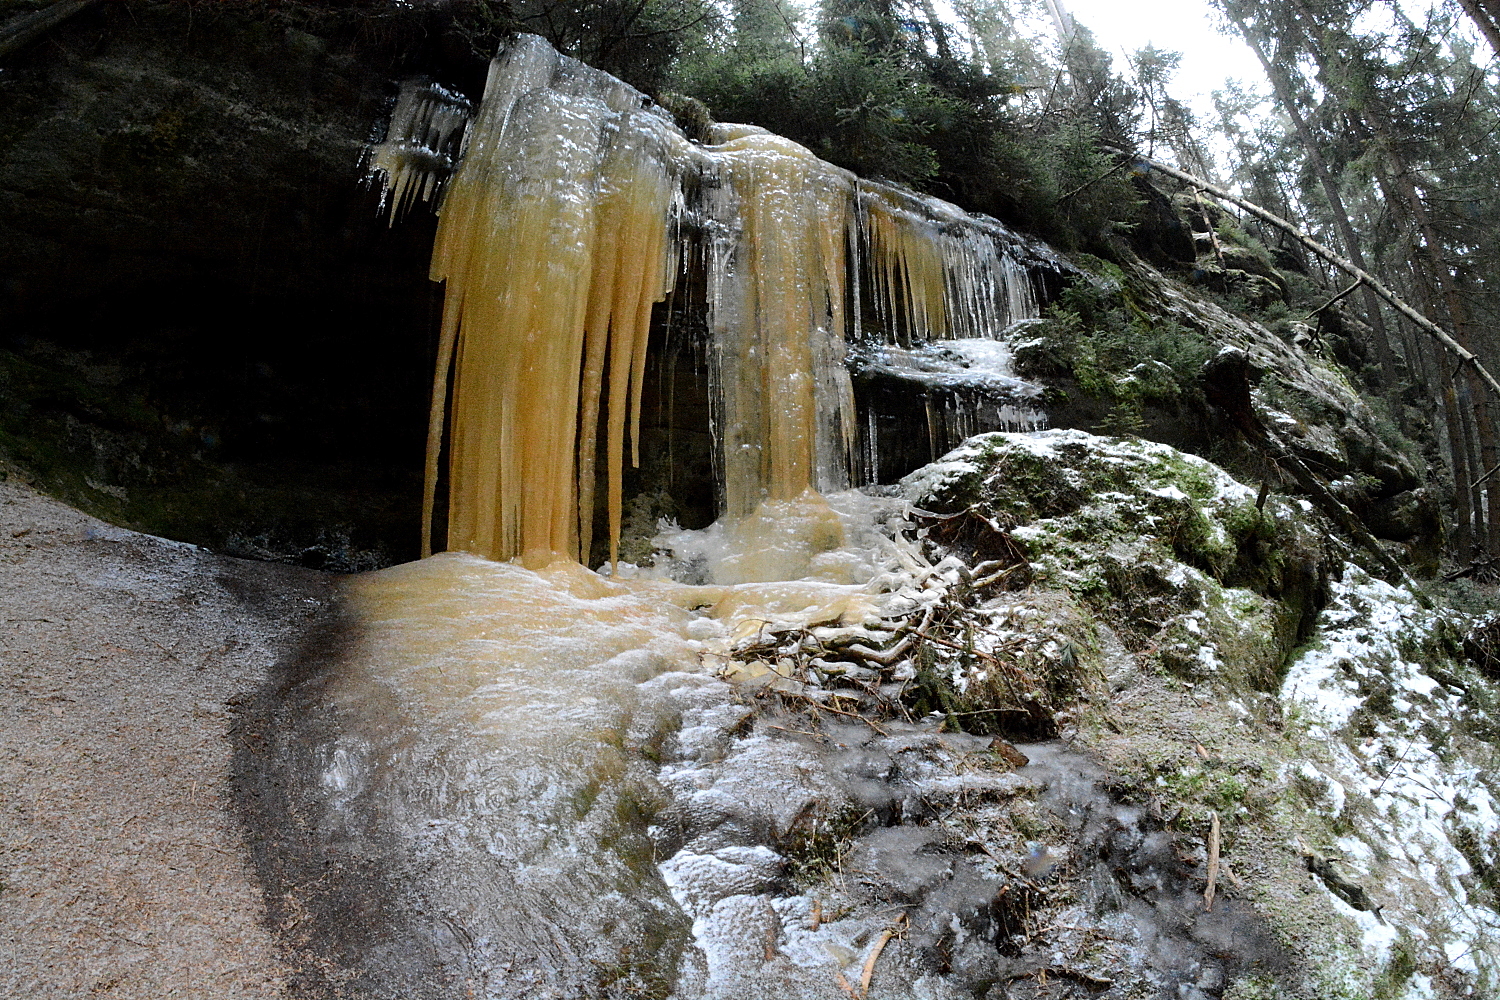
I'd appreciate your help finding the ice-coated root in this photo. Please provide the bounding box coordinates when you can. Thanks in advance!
[371,34,1051,568]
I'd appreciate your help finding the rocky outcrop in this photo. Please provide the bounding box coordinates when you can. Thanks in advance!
[902,429,1334,692]
[0,1,493,566]
[1013,249,1436,568]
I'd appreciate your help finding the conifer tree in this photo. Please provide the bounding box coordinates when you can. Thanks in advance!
[1217,0,1500,565]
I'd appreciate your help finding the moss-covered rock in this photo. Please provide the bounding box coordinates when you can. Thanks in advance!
[903,429,1334,692]
[1013,250,1434,561]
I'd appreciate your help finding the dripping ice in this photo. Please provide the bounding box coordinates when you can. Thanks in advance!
[369,33,1053,576]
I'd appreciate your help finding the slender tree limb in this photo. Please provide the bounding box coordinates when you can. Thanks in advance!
[1108,148,1500,405]
[1204,811,1220,912]
[0,0,99,60]
[1052,158,1129,206]
[1302,278,1363,321]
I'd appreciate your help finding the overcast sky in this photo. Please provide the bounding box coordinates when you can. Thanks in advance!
[1062,0,1266,122]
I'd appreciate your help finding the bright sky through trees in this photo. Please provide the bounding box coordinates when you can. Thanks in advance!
[1063,0,1264,117]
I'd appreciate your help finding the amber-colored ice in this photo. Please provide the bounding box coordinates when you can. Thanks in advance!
[700,132,857,520]
[390,35,1040,570]
[344,550,883,737]
[423,39,681,566]
[858,184,1038,344]
[345,39,1054,991]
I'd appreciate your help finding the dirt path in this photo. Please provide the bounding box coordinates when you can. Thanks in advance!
[0,479,335,999]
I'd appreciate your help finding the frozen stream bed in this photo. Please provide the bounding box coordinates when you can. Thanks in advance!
[226,430,1500,1000]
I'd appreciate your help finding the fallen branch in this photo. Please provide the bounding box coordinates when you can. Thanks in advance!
[1443,553,1499,582]
[1204,810,1221,911]
[859,913,906,998]
[1052,158,1129,206]
[1111,148,1500,404]
[1302,277,1363,322]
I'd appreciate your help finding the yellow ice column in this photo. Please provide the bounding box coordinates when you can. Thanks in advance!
[423,39,679,566]
[705,133,858,519]
[857,184,1039,344]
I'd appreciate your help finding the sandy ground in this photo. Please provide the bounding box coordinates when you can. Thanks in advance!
[0,479,334,999]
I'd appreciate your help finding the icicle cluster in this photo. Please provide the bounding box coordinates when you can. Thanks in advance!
[423,38,683,567]
[368,80,473,223]
[855,186,1038,345]
[383,35,1046,566]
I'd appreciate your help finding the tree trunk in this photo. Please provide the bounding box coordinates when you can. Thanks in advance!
[917,0,955,60]
[1456,0,1500,56]
[1112,152,1500,402]
[1287,0,1499,558]
[1228,11,1398,383]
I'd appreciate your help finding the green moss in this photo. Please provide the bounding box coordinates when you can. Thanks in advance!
[1145,452,1219,500]
[908,432,1340,701]
[1371,931,1420,999]
[1020,272,1214,409]
[779,805,867,888]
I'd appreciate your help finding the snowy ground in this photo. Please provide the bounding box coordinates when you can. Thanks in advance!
[1279,566,1500,996]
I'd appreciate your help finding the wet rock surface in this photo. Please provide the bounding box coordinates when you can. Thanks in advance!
[649,692,1295,1000]
[0,2,479,565]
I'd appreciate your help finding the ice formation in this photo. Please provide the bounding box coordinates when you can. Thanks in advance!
[367,79,473,223]
[371,34,1048,568]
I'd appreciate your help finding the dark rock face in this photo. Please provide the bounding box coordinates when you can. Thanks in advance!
[0,2,487,566]
[1465,617,1500,678]
[1125,173,1196,268]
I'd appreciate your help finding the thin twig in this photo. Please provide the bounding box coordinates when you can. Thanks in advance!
[859,913,906,998]
[1301,277,1363,321]
[914,629,1038,686]
[1373,741,1417,797]
[777,690,888,735]
[1052,158,1129,206]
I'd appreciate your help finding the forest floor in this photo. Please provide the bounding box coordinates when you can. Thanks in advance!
[0,478,333,999]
